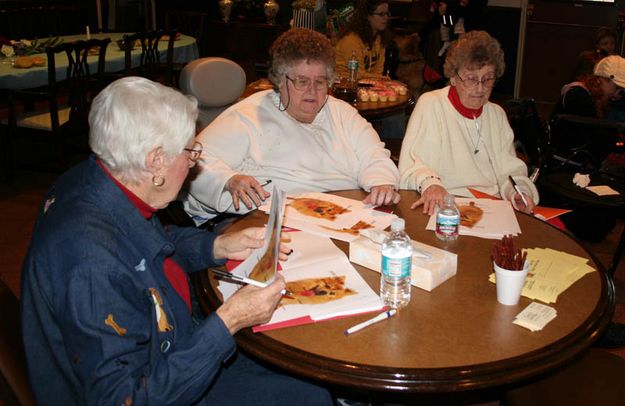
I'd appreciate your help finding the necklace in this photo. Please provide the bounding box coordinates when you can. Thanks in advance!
[465,115,482,154]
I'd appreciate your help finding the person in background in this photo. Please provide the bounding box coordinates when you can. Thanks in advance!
[183,28,399,226]
[335,0,392,77]
[552,54,625,119]
[595,26,618,56]
[398,31,538,215]
[20,77,333,405]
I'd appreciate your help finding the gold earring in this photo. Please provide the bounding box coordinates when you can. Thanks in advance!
[152,174,165,187]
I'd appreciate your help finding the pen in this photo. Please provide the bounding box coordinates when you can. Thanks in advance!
[210,269,291,296]
[344,309,397,335]
[260,180,272,187]
[508,176,529,208]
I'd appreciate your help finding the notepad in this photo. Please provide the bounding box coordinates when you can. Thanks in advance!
[513,302,557,331]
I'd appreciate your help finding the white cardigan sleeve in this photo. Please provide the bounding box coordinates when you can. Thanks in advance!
[398,92,445,192]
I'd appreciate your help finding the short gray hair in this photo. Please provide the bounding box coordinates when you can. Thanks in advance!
[89,77,198,182]
[268,28,335,91]
[443,31,505,79]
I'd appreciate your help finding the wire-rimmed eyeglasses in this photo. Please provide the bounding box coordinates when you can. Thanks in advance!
[456,72,498,89]
[184,141,203,164]
[286,75,330,91]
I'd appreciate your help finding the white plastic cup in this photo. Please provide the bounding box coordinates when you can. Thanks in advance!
[494,261,529,305]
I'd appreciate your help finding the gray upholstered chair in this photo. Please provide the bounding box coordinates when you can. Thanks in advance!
[179,57,246,131]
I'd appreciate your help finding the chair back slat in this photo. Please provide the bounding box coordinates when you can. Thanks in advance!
[123,30,175,86]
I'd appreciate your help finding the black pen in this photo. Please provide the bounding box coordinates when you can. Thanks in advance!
[508,176,529,208]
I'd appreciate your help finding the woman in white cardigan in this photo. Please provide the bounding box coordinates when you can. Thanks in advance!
[398,31,538,215]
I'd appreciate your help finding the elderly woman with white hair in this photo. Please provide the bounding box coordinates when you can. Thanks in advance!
[183,28,400,226]
[20,77,333,405]
[399,31,538,214]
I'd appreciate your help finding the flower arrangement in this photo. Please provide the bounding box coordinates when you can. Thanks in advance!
[491,235,527,270]
[1,37,63,58]
[292,0,316,10]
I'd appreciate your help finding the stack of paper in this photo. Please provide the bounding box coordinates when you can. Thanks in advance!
[219,231,384,332]
[489,248,595,303]
[513,302,557,331]
[260,192,397,242]
[426,198,521,240]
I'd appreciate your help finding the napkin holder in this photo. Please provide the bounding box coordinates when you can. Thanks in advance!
[349,230,457,292]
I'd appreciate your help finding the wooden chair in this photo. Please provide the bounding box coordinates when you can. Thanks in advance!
[0,279,35,406]
[122,30,175,86]
[165,10,207,56]
[3,38,111,180]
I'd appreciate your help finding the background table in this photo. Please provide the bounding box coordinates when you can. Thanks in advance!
[193,190,614,394]
[0,33,198,90]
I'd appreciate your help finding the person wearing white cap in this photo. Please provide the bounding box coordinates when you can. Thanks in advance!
[552,54,625,119]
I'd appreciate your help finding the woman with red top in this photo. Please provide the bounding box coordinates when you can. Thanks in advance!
[398,30,538,214]
[20,77,332,405]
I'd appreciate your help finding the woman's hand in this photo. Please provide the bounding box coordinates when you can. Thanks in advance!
[216,274,286,334]
[363,185,400,207]
[511,191,536,214]
[410,184,447,215]
[225,175,271,211]
[213,227,292,261]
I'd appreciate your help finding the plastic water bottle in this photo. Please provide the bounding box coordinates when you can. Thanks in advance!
[380,218,412,308]
[436,194,460,241]
[347,50,359,86]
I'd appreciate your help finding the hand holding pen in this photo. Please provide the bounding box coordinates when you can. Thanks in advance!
[508,176,535,214]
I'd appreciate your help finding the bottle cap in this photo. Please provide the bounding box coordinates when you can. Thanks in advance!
[444,194,455,205]
[391,217,405,231]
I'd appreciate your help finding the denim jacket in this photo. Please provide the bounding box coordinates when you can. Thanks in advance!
[21,156,235,405]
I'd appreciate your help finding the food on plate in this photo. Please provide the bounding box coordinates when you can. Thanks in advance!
[14,56,33,68]
[357,88,370,102]
[280,276,356,305]
[31,56,45,66]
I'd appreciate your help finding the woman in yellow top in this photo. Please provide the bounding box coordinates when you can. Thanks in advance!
[335,0,392,77]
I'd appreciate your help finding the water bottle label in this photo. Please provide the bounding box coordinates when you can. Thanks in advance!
[436,213,459,236]
[382,255,411,278]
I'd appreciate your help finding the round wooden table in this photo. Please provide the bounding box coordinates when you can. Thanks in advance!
[192,190,614,394]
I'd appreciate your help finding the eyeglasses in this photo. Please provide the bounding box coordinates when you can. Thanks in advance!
[285,75,330,91]
[456,72,498,89]
[184,141,203,165]
[371,11,391,17]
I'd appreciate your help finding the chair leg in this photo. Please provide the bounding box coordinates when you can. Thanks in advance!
[608,224,625,276]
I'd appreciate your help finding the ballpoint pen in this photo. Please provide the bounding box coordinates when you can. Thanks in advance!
[344,309,397,335]
[260,180,272,187]
[210,269,291,296]
[508,176,529,208]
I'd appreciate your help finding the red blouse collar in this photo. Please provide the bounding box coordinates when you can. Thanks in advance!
[96,159,157,219]
[448,86,483,119]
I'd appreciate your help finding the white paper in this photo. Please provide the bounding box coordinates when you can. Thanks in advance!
[260,192,396,242]
[513,302,557,331]
[586,185,620,196]
[426,198,521,240]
